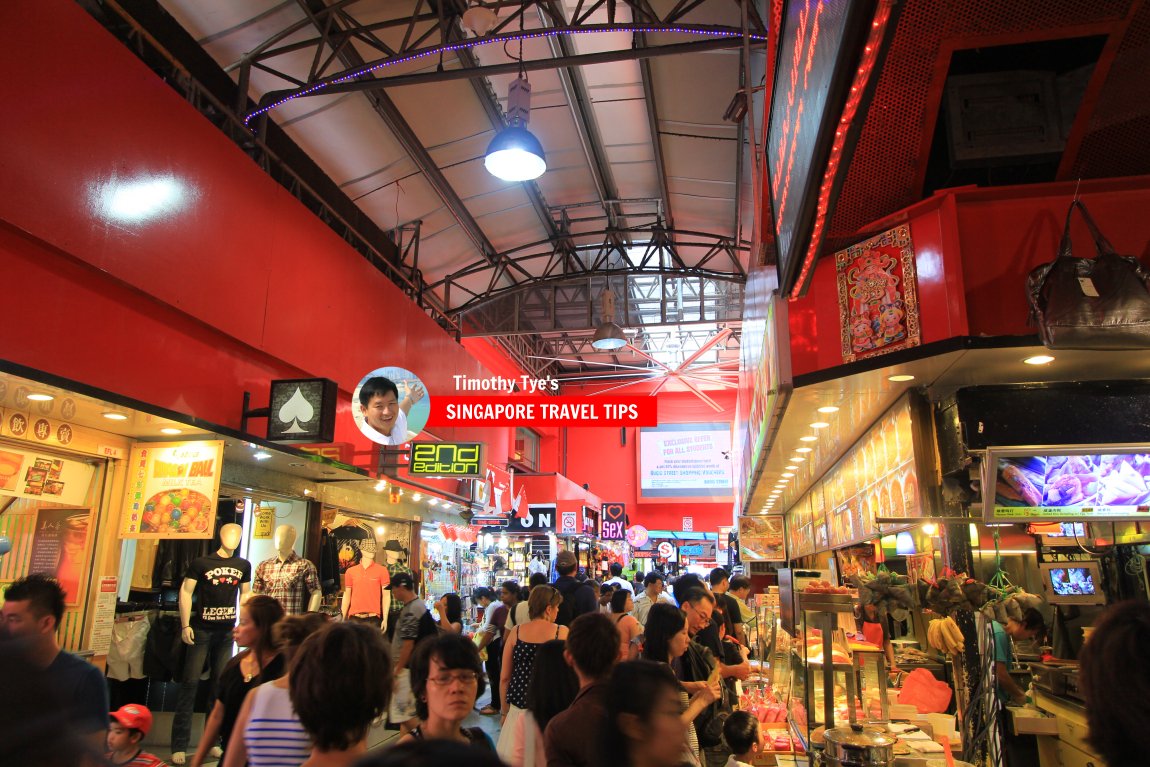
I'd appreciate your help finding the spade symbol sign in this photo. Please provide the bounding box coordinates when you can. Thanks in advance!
[278,387,315,433]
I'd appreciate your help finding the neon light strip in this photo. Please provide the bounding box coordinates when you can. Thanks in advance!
[790,1,894,295]
[244,26,768,124]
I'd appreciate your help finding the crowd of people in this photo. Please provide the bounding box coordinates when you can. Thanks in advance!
[1,552,761,767]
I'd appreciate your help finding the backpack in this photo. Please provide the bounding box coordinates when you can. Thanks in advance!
[554,578,591,627]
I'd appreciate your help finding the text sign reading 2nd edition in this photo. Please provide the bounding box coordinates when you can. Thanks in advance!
[425,397,657,427]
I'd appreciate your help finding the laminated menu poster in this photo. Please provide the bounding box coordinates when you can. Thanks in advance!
[0,447,95,507]
[738,516,786,561]
[29,507,92,605]
[120,441,224,539]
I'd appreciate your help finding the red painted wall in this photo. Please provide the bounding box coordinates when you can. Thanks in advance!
[786,177,1150,377]
[0,0,511,465]
[558,389,737,533]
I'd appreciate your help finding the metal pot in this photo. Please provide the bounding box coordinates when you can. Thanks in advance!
[822,723,897,767]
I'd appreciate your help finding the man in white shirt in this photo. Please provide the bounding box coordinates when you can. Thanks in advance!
[633,571,668,626]
[604,562,634,594]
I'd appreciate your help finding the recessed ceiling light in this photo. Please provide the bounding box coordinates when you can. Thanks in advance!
[810,422,830,429]
[1023,355,1055,365]
[790,456,806,462]
[888,374,915,382]
[102,412,129,421]
[796,447,813,453]
[26,393,54,402]
[799,435,817,442]
[428,498,439,506]
[253,451,272,461]
[785,465,799,470]
[782,472,794,478]
[412,493,422,501]
[244,487,254,492]
[817,406,840,414]
[160,427,182,435]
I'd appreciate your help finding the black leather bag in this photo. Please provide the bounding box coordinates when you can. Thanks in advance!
[1026,199,1150,350]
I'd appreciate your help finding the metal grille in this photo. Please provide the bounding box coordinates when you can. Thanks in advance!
[824,0,1137,254]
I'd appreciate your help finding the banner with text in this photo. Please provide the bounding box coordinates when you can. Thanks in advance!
[638,423,734,501]
[426,397,656,427]
[120,441,224,539]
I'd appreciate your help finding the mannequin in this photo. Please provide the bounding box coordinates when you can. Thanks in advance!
[253,524,321,614]
[341,543,391,630]
[171,523,251,764]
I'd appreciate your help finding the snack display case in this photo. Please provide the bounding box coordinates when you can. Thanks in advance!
[788,592,890,751]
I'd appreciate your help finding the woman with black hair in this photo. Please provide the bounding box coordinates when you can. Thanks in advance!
[1080,600,1150,767]
[497,639,579,767]
[610,589,642,661]
[402,633,494,750]
[435,593,463,634]
[603,661,696,767]
[641,603,720,767]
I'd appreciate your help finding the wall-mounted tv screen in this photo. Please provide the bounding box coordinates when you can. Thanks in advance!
[985,445,1150,522]
[1038,561,1105,606]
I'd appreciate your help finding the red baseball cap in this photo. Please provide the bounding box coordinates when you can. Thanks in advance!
[110,704,153,736]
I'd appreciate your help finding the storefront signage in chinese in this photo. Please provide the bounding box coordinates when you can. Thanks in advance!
[267,378,338,443]
[120,440,224,539]
[836,225,921,363]
[408,441,483,478]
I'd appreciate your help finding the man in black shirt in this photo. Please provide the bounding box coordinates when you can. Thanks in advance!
[553,550,597,626]
[2,573,108,763]
[709,567,745,646]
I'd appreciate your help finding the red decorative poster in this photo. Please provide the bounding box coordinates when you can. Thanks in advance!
[836,225,921,363]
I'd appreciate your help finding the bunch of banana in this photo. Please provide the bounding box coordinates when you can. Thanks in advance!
[927,616,965,655]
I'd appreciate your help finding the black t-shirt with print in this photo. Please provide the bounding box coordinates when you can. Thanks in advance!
[186,553,251,627]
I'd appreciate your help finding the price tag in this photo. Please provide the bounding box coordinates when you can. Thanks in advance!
[1078,277,1100,297]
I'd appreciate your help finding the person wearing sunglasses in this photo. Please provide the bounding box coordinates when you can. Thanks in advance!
[404,633,495,751]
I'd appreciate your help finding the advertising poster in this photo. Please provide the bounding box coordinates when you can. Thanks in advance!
[836,225,921,363]
[639,423,733,500]
[120,441,224,539]
[0,447,95,506]
[29,507,91,605]
[738,516,786,561]
[991,451,1150,521]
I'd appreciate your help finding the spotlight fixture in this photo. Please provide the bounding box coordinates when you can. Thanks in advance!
[485,67,546,181]
[781,473,794,478]
[790,456,806,462]
[253,451,272,461]
[817,406,840,414]
[102,412,129,421]
[160,427,182,435]
[591,289,628,351]
[888,374,915,382]
[1023,355,1055,365]
[722,91,748,123]
[810,422,830,429]
[26,393,54,402]
[796,447,813,453]
[799,435,817,442]
[785,465,799,471]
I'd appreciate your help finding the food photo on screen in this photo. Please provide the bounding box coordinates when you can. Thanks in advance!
[352,367,429,446]
[997,453,1150,509]
[1049,567,1097,596]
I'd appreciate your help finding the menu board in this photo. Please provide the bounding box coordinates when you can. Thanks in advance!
[988,449,1150,522]
[785,394,926,555]
[739,516,786,561]
[120,441,224,539]
[0,447,95,506]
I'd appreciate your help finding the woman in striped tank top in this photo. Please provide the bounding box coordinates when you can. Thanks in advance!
[223,613,330,767]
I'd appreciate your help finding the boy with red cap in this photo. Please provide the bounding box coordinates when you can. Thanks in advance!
[107,704,168,767]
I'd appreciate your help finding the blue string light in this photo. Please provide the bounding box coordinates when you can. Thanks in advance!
[244,25,768,124]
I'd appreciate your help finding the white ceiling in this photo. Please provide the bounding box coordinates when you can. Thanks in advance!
[153,0,765,374]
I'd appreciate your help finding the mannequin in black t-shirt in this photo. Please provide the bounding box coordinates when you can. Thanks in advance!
[170,523,251,764]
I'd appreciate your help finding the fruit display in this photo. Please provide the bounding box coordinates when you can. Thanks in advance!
[926,616,966,655]
[979,587,1045,624]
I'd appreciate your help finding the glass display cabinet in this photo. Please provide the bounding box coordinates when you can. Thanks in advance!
[788,591,890,750]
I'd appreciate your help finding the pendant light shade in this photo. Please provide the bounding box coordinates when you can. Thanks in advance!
[895,531,917,556]
[484,126,546,181]
[591,321,628,351]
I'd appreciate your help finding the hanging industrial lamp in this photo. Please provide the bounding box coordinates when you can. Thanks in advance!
[484,18,546,182]
[485,75,546,181]
[591,289,628,351]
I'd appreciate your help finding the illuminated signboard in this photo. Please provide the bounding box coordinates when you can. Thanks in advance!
[407,442,483,478]
[766,0,877,295]
[986,446,1150,522]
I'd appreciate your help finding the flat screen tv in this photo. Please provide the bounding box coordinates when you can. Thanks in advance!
[984,444,1150,523]
[1038,561,1105,606]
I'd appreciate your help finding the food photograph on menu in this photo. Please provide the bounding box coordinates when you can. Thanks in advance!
[994,451,1150,519]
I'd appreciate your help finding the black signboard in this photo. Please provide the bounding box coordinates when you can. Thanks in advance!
[600,502,626,540]
[267,378,338,443]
